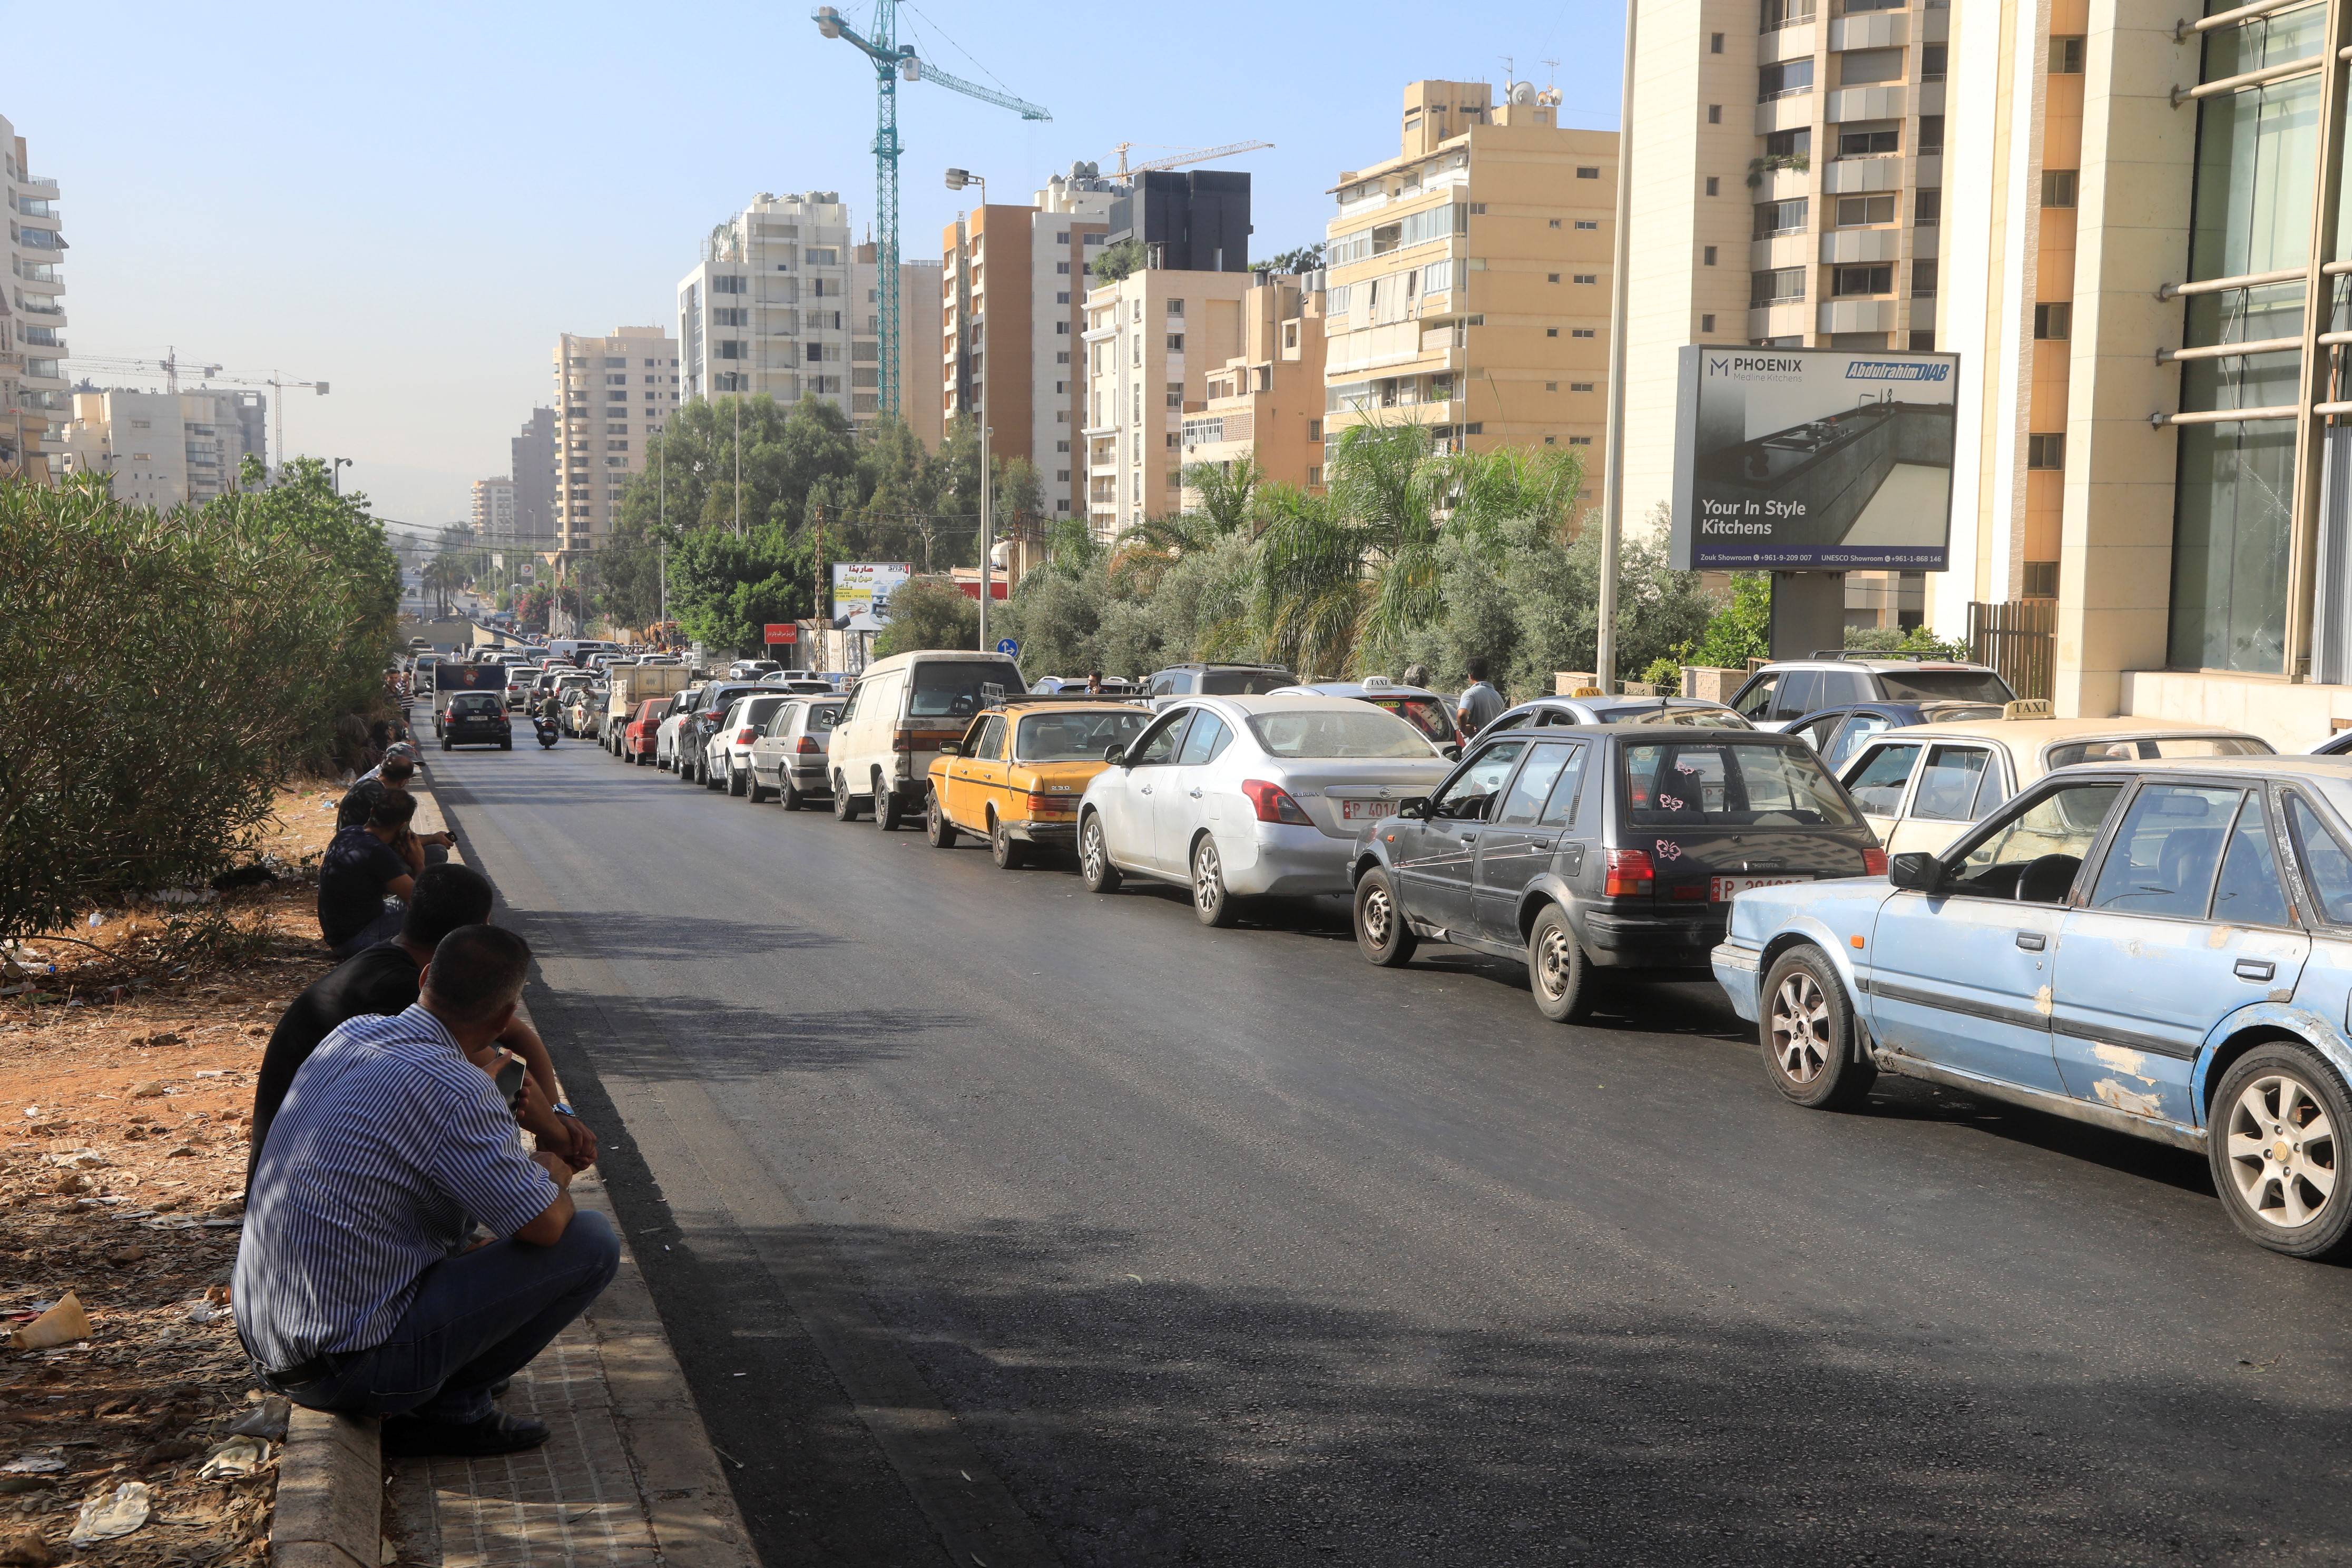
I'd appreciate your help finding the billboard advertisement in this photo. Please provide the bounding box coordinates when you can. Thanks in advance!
[831,562,912,632]
[1670,345,1959,571]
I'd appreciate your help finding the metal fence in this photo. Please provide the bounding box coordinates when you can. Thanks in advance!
[1968,598,2056,701]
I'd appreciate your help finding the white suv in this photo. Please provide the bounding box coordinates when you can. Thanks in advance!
[1727,655,2014,731]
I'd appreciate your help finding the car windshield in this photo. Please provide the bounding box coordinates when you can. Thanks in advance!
[1247,708,1434,758]
[909,661,1020,718]
[1016,709,1152,761]
[2042,734,2271,769]
[1874,669,2015,703]
[1200,669,1295,695]
[1368,695,1456,740]
[1620,740,1858,827]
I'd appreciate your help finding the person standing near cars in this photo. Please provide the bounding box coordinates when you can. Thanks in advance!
[1454,658,1506,739]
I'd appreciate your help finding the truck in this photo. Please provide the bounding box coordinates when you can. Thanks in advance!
[600,660,690,752]
[430,662,511,735]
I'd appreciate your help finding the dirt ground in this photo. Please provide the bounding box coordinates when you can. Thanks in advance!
[1,786,352,1568]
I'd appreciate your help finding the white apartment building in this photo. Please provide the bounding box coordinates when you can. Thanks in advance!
[471,476,516,540]
[1083,266,1253,537]
[58,387,267,508]
[552,326,678,554]
[679,192,854,417]
[1,113,64,479]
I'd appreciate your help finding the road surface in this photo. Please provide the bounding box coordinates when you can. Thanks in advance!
[429,732,2352,1566]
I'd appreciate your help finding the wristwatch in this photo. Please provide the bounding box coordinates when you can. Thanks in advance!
[553,1101,575,1119]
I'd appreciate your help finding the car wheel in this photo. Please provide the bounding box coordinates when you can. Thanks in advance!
[991,813,1027,869]
[1191,835,1237,928]
[926,795,959,848]
[499,738,512,751]
[441,737,453,752]
[1080,812,1122,894]
[1353,868,1417,967]
[2209,1043,2352,1260]
[1526,905,1596,1024]
[703,757,723,791]
[874,770,904,831]
[781,781,806,811]
[746,768,771,804]
[728,759,748,797]
[1758,946,1876,1109]
[832,772,863,821]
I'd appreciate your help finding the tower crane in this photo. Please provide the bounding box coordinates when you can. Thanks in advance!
[63,352,328,472]
[812,4,1048,423]
[1107,139,1275,179]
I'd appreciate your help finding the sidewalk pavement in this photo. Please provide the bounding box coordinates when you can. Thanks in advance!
[386,776,756,1568]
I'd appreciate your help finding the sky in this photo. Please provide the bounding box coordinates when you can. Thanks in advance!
[20,0,1625,536]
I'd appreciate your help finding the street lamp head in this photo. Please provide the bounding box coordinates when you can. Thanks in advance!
[945,168,977,191]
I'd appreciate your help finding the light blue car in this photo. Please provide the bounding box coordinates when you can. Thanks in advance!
[1713,755,2352,1261]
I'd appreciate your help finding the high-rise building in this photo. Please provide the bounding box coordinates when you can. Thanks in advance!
[471,476,516,540]
[1108,170,1254,273]
[57,387,265,507]
[1319,80,1616,483]
[1,114,64,481]
[510,407,556,546]
[855,241,943,447]
[1082,265,1255,536]
[552,327,678,554]
[679,193,854,416]
[1180,271,1330,505]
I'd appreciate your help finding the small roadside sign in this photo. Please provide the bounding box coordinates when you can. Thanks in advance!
[764,623,798,645]
[996,638,1019,656]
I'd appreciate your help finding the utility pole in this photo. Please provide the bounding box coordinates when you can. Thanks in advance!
[1596,0,1638,695]
[733,390,743,536]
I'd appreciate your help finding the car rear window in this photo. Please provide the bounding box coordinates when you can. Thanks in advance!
[908,661,1022,718]
[1873,670,2015,703]
[1200,669,1295,695]
[2042,734,2271,769]
[807,702,843,731]
[1016,709,1152,762]
[1620,740,1858,828]
[1248,708,1434,758]
[1601,703,1750,728]
[742,697,785,727]
[1369,695,1456,740]
[450,694,501,714]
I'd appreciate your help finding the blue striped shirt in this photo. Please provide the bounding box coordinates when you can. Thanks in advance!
[233,1005,558,1368]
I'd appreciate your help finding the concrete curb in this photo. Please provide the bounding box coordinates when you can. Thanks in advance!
[268,1408,381,1568]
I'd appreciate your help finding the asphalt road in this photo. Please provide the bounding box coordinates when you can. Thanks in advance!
[429,729,2352,1567]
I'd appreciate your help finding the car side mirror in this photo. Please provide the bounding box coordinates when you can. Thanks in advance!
[1439,743,1461,761]
[1397,796,1430,819]
[1887,852,1943,892]
[1104,744,1128,766]
[938,741,961,757]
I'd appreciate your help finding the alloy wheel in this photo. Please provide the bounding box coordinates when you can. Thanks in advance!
[2225,1072,2339,1230]
[1769,970,1831,1085]
[1193,841,1222,915]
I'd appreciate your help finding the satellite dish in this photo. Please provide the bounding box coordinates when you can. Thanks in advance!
[1510,80,1537,105]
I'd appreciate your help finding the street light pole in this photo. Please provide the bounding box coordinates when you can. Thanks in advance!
[1596,0,1638,695]
[949,167,994,652]
[332,456,352,495]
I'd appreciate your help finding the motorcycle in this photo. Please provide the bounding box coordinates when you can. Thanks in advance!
[534,715,560,749]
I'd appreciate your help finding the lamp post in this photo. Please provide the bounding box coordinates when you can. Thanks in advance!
[947,166,993,652]
[1596,0,1638,695]
[332,456,352,495]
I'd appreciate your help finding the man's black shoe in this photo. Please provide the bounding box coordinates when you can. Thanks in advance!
[380,1409,550,1458]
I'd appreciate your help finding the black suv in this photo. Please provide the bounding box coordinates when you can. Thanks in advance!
[1347,725,1879,1022]
[440,692,513,751]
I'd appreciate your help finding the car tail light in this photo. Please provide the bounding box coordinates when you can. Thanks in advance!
[1862,847,1888,876]
[736,727,757,744]
[1604,848,1655,898]
[795,736,823,754]
[892,729,915,752]
[1241,779,1314,825]
[700,710,723,723]
[1026,792,1072,815]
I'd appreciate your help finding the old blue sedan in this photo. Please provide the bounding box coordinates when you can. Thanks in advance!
[1713,756,2352,1261]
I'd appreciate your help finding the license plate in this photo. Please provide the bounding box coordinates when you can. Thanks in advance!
[1711,875,1805,901]
[1338,799,1393,821]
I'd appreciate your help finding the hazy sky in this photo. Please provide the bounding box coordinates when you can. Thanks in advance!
[24,0,1623,535]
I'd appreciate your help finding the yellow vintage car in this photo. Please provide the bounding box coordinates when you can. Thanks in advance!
[925,698,1154,867]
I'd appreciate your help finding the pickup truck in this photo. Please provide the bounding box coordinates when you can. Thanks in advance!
[600,661,689,753]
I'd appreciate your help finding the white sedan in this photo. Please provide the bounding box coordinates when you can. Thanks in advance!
[1077,694,1456,926]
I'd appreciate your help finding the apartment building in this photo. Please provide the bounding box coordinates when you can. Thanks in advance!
[679,192,854,416]
[57,387,266,507]
[1180,271,1330,504]
[510,407,556,546]
[471,476,516,540]
[944,168,1120,524]
[1083,266,1254,536]
[854,242,944,447]
[552,326,678,554]
[1319,79,1615,487]
[2,114,63,480]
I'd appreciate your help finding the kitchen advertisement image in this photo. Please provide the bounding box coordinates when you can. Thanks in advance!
[1669,345,1959,571]
[831,561,912,632]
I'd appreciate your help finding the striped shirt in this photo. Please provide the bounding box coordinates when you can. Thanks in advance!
[233,1005,557,1369]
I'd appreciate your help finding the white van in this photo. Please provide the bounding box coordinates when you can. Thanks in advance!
[827,650,1024,830]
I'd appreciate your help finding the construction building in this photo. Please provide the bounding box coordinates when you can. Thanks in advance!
[551,326,678,554]
[1180,271,1330,506]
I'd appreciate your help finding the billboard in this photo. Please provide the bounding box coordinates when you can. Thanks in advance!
[1670,345,1959,571]
[831,562,912,632]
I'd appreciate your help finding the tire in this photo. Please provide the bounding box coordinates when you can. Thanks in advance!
[926,795,959,848]
[727,758,748,797]
[832,772,863,821]
[1353,867,1417,967]
[990,813,1027,869]
[1758,946,1877,1110]
[2208,1043,2352,1260]
[1080,812,1122,894]
[441,737,453,752]
[1526,904,1598,1024]
[1191,834,1237,928]
[702,756,723,792]
[874,771,904,832]
[746,769,772,804]
[781,782,806,811]
[499,738,512,751]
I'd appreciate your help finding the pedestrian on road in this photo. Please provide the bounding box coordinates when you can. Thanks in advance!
[1455,657,1506,739]
[250,864,597,1189]
[318,792,420,959]
[1086,670,1104,695]
[236,925,620,1458]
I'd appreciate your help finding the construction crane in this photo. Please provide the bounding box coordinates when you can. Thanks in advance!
[1106,139,1275,179]
[63,352,328,472]
[812,4,1048,423]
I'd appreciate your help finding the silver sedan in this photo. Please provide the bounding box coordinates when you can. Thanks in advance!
[1077,695,1456,926]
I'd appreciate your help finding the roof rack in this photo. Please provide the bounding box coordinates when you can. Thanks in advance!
[1808,649,1955,662]
[979,688,1146,708]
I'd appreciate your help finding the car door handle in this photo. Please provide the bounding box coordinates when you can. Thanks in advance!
[1140,784,1152,795]
[2014,932,2045,951]
[1189,787,1203,798]
[2236,958,2276,982]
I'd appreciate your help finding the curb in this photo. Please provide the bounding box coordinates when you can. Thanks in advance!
[268,1408,381,1568]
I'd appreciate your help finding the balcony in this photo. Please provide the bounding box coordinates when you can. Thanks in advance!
[1755,91,1816,137]
[1748,301,1811,341]
[1820,228,1903,264]
[1915,154,1943,188]
[1827,13,1906,50]
[1818,297,1897,334]
[1825,84,1905,123]
[21,173,57,194]
[1757,23,1815,65]
[1822,155,1903,195]
[1751,233,1812,271]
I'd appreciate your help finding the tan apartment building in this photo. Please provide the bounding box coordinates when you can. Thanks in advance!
[3,114,63,480]
[58,388,266,508]
[1180,271,1330,505]
[471,476,515,540]
[1083,266,1253,536]
[1319,80,1616,495]
[854,241,944,448]
[552,326,678,555]
[1623,1,1950,631]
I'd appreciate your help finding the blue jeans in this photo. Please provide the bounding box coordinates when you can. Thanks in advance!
[327,903,407,961]
[269,1210,620,1424]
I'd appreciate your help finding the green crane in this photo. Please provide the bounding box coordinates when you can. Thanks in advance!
[812,5,1050,424]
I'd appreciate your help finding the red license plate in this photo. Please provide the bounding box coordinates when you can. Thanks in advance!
[1339,799,1393,821]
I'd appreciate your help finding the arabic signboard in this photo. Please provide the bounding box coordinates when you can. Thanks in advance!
[830,562,912,632]
[763,623,798,645]
[1670,345,1959,572]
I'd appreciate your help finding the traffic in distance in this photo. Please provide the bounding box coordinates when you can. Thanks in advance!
[406,636,2352,1263]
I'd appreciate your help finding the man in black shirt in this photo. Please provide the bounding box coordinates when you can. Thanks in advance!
[318,792,419,958]
[251,864,598,1187]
